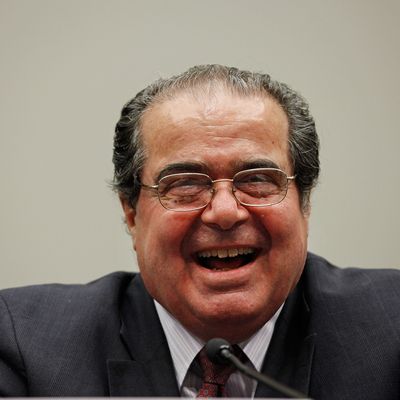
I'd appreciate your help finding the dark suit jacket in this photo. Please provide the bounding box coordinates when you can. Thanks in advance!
[1,253,399,399]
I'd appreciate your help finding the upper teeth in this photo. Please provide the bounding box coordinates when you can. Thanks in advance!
[197,247,255,259]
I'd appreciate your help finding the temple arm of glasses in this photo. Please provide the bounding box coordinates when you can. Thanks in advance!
[140,183,159,190]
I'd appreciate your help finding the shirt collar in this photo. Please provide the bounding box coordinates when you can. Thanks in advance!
[154,300,283,389]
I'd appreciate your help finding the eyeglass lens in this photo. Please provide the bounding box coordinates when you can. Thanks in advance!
[157,169,289,211]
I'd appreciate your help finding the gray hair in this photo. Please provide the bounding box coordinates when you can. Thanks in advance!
[112,64,319,211]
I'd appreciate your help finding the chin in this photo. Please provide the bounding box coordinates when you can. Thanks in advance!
[195,310,269,344]
[195,297,271,327]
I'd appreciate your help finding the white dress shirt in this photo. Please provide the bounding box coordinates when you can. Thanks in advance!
[154,300,283,398]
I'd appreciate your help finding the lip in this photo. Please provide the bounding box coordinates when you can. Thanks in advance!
[190,244,261,282]
[189,253,260,290]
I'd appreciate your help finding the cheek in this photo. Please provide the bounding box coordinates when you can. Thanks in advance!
[255,207,308,298]
[255,201,308,255]
[134,212,200,309]
[133,204,197,277]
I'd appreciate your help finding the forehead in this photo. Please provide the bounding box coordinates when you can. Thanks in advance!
[140,89,290,178]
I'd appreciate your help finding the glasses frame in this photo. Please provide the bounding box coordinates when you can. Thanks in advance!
[140,167,296,212]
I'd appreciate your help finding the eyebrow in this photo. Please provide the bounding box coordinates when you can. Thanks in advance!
[234,159,281,171]
[155,159,282,182]
[156,162,208,181]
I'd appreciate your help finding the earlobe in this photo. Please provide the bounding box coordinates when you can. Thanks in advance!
[302,204,311,238]
[119,196,137,240]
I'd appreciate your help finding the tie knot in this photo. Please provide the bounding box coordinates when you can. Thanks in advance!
[197,344,246,397]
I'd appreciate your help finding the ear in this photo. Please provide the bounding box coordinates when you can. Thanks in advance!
[119,195,137,243]
[302,203,311,238]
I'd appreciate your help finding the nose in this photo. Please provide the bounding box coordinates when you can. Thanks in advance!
[200,181,249,230]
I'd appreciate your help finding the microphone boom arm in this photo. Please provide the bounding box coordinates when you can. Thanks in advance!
[220,348,308,399]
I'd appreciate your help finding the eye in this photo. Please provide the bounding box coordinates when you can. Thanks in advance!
[240,173,276,184]
[234,169,286,198]
[159,174,210,196]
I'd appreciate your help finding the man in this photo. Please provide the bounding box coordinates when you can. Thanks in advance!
[1,65,399,399]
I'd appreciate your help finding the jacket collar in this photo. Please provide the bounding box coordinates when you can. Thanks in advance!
[255,276,316,398]
[107,275,180,397]
[107,273,315,397]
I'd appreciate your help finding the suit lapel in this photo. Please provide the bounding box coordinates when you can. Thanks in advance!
[255,278,316,398]
[107,275,180,397]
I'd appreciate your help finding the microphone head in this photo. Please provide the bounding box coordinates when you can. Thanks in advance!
[205,338,232,365]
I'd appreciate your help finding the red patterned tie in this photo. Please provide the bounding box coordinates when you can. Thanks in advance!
[197,345,242,397]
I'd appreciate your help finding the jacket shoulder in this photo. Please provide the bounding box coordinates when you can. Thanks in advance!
[0,271,136,317]
[0,271,137,396]
[304,254,400,399]
[305,252,400,299]
[304,253,400,348]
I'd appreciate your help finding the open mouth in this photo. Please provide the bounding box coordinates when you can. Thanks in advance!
[196,247,258,271]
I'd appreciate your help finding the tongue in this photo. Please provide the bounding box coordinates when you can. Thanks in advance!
[207,256,245,270]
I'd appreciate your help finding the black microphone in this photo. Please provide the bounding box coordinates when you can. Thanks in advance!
[205,338,310,399]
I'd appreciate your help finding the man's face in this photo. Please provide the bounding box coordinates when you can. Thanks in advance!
[121,89,309,342]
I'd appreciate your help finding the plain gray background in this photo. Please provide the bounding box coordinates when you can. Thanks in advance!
[1,0,399,289]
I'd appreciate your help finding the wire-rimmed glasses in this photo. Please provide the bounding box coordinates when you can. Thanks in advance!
[140,168,296,212]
